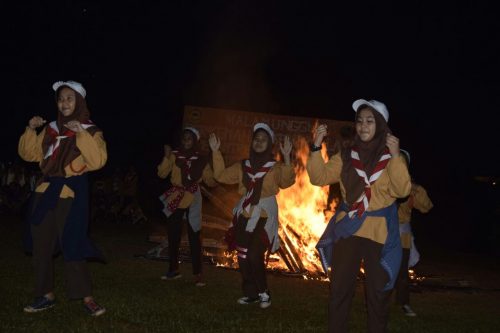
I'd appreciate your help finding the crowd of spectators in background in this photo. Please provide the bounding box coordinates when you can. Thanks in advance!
[0,161,41,214]
[90,165,148,225]
[1,161,147,225]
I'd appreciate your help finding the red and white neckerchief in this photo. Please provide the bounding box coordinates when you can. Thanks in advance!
[159,151,201,216]
[241,159,276,213]
[159,182,199,217]
[172,150,199,181]
[44,121,95,160]
[348,147,392,218]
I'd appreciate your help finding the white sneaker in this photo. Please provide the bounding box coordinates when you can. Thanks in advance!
[195,274,206,287]
[402,304,417,317]
[237,296,259,305]
[258,291,271,309]
[147,245,163,258]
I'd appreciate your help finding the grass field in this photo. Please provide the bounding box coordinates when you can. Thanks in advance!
[1,214,499,333]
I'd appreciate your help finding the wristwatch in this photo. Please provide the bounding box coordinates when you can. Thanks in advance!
[309,143,322,152]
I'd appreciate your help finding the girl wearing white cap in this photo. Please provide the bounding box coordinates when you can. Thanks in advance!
[208,123,295,309]
[19,80,107,316]
[157,127,216,286]
[307,99,411,332]
[395,150,433,317]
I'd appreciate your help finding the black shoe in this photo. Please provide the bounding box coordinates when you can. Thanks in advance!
[161,271,182,280]
[24,296,55,313]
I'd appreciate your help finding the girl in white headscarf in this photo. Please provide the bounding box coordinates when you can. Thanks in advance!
[307,99,411,332]
[209,123,295,309]
[157,127,217,286]
[19,80,107,316]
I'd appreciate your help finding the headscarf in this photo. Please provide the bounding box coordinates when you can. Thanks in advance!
[242,127,275,205]
[341,106,391,205]
[174,128,208,187]
[40,86,100,177]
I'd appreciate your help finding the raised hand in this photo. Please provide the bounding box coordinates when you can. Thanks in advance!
[64,120,84,132]
[28,116,46,130]
[280,135,292,165]
[313,124,328,147]
[386,133,400,157]
[163,144,172,158]
[208,133,221,152]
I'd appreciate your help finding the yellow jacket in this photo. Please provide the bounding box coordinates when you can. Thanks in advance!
[211,150,295,217]
[157,154,216,208]
[18,126,107,198]
[306,151,411,244]
[398,183,433,248]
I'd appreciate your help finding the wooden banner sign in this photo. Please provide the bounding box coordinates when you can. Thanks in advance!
[183,105,353,165]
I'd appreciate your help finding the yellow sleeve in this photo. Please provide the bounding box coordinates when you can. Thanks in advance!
[386,154,411,198]
[306,151,342,186]
[412,185,433,213]
[157,155,175,179]
[397,200,412,223]
[202,164,217,187]
[75,130,107,171]
[18,127,45,163]
[212,150,241,185]
[275,163,296,189]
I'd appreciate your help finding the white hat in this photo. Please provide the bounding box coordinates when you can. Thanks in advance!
[184,127,200,140]
[52,81,86,98]
[352,99,389,122]
[253,123,275,143]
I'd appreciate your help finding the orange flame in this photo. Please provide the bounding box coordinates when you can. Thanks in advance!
[270,137,336,276]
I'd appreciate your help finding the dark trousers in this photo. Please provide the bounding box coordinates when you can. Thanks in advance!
[329,236,392,333]
[31,198,92,299]
[235,216,268,298]
[166,208,202,275]
[395,248,410,305]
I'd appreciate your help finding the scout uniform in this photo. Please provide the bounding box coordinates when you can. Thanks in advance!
[308,99,411,333]
[212,123,295,309]
[158,127,216,284]
[19,80,107,316]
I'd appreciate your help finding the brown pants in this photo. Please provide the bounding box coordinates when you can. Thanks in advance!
[31,197,92,299]
[329,236,391,333]
[235,216,268,298]
[395,248,410,305]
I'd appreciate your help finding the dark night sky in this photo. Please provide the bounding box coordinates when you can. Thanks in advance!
[1,1,499,248]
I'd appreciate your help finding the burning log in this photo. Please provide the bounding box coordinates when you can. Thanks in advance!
[278,232,307,273]
[286,224,302,240]
[276,238,301,273]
